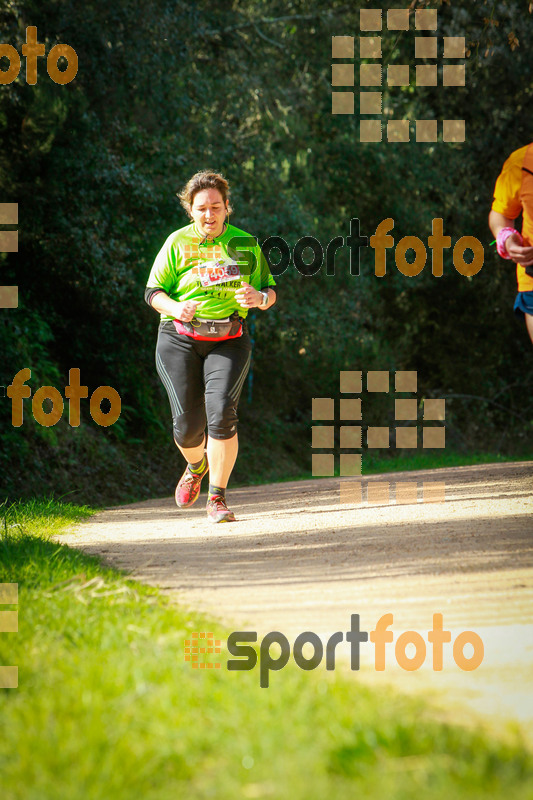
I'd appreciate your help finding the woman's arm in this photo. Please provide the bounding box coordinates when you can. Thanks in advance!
[489,210,533,266]
[234,283,276,310]
[259,287,276,311]
[149,290,199,322]
[488,209,515,238]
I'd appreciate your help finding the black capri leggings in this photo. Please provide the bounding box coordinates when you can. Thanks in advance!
[155,320,252,448]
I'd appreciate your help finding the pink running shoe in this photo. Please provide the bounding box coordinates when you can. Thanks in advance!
[175,459,209,508]
[206,495,236,523]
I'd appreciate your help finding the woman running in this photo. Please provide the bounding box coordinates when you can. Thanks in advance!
[145,171,276,522]
[489,142,533,344]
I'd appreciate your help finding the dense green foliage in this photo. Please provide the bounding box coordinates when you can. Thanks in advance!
[0,0,532,503]
[1,499,532,799]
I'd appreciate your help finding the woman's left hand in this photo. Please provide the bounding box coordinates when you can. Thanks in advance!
[234,281,262,308]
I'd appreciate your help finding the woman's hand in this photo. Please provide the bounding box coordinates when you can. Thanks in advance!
[505,235,533,266]
[150,292,200,321]
[234,281,263,308]
[175,300,200,322]
[489,211,533,266]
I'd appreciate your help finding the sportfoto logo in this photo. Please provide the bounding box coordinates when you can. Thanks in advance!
[0,27,78,85]
[229,217,483,278]
[5,368,121,427]
[184,614,484,688]
[331,7,466,143]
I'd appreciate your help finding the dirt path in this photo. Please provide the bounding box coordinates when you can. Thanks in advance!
[59,462,533,736]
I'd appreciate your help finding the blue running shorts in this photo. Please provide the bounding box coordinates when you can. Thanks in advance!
[514,290,533,318]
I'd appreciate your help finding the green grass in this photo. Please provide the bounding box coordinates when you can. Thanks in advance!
[237,450,533,487]
[361,449,533,476]
[0,496,95,537]
[1,500,532,800]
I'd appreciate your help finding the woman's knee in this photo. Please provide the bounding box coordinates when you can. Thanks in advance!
[172,407,206,448]
[206,398,239,440]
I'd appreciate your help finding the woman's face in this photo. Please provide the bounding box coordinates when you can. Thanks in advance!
[190,188,228,239]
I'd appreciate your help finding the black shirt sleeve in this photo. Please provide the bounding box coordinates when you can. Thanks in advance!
[144,287,165,307]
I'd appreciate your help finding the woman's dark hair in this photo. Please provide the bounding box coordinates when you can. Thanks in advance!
[177,170,233,216]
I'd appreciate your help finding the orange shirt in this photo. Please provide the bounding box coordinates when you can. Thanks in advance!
[491,142,533,292]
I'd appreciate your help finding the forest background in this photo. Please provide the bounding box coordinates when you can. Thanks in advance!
[0,0,532,505]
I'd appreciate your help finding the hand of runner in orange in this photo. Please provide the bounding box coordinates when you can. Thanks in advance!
[506,236,533,266]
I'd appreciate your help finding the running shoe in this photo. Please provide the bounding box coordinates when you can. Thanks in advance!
[175,459,209,508]
[206,495,236,523]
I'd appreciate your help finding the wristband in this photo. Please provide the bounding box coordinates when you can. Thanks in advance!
[496,227,523,259]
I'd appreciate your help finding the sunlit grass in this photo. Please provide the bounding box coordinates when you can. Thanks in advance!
[0,500,532,800]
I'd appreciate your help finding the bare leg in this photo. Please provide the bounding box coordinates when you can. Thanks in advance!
[176,436,205,467]
[175,433,238,487]
[525,313,533,344]
[206,433,239,488]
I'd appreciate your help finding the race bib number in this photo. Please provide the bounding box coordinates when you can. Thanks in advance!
[192,259,241,288]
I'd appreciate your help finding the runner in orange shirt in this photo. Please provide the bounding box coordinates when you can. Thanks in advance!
[489,143,533,343]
